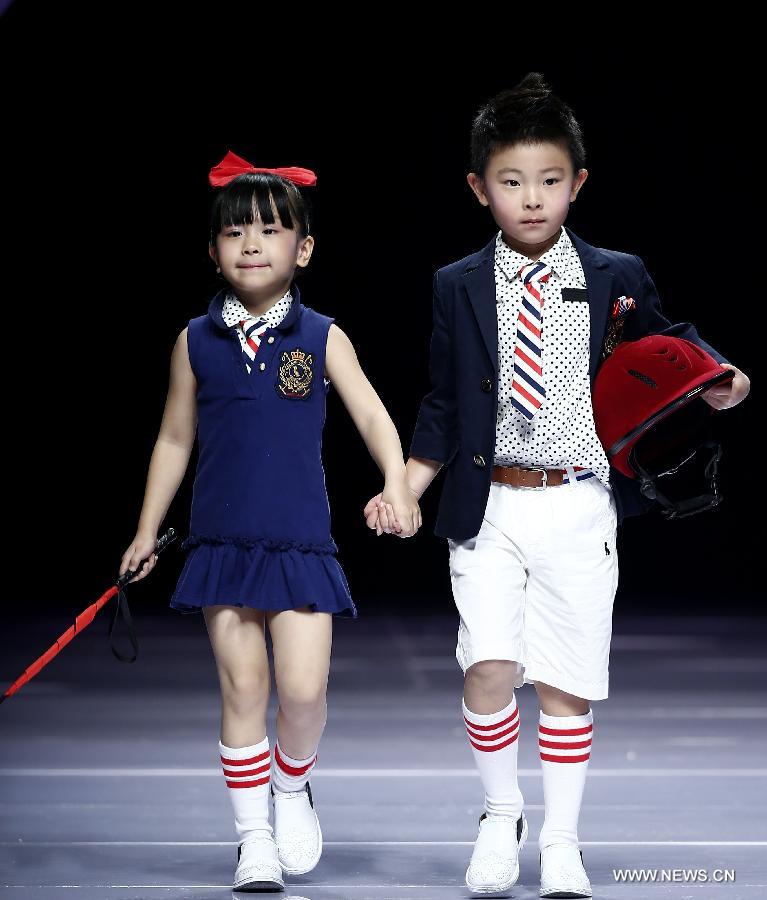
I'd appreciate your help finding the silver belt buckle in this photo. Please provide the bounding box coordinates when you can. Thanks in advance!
[520,466,548,490]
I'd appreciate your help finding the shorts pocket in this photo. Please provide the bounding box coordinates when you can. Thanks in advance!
[584,479,616,533]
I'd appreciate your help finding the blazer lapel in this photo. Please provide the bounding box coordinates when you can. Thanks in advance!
[565,227,614,384]
[463,236,499,374]
[461,226,614,384]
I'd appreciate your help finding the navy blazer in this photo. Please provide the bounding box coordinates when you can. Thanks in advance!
[408,225,731,539]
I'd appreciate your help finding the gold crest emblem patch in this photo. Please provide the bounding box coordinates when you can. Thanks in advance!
[276,347,314,399]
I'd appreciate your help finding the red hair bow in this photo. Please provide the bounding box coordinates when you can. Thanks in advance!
[208,150,317,188]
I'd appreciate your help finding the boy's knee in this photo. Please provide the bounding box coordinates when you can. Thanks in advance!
[465,659,519,700]
[534,680,590,715]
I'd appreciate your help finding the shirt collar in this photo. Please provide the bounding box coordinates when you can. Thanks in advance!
[207,280,303,332]
[494,225,573,282]
[222,288,292,330]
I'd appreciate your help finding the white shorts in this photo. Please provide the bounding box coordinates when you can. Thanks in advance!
[448,472,619,701]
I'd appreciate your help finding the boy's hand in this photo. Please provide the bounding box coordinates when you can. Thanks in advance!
[119,531,160,584]
[701,364,750,410]
[364,492,387,534]
[363,494,394,537]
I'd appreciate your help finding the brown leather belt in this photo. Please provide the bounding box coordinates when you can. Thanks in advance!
[491,464,569,489]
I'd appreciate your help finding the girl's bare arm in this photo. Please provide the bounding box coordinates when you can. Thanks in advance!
[119,328,198,580]
[325,323,421,535]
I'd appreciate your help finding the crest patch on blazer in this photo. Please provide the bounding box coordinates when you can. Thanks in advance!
[276,347,314,399]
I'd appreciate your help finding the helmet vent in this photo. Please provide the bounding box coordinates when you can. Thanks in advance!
[628,369,658,388]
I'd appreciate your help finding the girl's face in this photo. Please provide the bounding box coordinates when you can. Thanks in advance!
[209,203,314,302]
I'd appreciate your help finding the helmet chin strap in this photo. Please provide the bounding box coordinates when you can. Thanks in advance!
[633,439,724,520]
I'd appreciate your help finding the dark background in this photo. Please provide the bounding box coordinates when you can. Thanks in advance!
[1,14,760,621]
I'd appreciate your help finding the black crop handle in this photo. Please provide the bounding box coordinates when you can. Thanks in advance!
[110,528,178,662]
[116,527,177,587]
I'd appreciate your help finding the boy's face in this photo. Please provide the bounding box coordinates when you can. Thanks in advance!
[209,200,314,306]
[467,141,587,259]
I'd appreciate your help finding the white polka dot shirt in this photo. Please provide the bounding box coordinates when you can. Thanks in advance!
[221,289,292,373]
[493,227,610,488]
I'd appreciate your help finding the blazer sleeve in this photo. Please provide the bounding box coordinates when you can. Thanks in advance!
[408,270,459,464]
[626,255,731,365]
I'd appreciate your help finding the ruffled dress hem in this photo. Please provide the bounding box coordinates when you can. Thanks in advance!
[169,533,357,618]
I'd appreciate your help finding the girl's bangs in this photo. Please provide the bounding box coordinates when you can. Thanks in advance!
[217,177,296,232]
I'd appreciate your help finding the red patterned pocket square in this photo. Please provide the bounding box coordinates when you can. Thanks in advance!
[602,296,636,360]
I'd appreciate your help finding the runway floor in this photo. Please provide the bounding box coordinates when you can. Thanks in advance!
[1,610,766,899]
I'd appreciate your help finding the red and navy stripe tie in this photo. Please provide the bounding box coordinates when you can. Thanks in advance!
[511,261,553,420]
[239,316,269,373]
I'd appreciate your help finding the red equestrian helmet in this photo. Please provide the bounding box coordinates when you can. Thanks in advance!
[592,335,735,518]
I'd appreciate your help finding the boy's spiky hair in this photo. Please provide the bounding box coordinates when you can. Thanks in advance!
[470,72,586,179]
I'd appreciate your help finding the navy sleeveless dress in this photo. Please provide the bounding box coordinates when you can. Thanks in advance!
[169,281,357,618]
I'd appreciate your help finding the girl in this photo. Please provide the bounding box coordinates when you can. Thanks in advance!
[118,150,421,892]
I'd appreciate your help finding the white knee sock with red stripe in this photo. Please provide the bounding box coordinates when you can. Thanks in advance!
[271,739,318,794]
[463,694,524,818]
[219,736,273,843]
[538,708,593,850]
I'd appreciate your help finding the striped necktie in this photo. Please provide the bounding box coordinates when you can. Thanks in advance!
[511,261,553,420]
[238,316,270,373]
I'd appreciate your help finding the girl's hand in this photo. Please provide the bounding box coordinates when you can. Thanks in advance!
[119,531,160,584]
[364,491,423,537]
[701,364,750,410]
[364,488,422,537]
[381,484,422,538]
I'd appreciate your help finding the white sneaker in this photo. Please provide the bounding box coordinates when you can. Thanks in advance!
[272,782,323,875]
[466,811,528,895]
[539,843,592,898]
[232,835,284,892]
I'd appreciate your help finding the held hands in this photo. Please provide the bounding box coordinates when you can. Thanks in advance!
[701,364,750,410]
[119,531,160,584]
[363,483,422,538]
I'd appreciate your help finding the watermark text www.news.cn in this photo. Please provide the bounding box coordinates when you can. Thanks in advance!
[614,868,736,883]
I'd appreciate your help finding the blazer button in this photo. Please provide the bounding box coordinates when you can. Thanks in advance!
[473,454,486,468]
[481,378,492,392]
[267,336,275,343]
[259,362,266,371]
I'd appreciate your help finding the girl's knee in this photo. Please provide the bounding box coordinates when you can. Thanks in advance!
[277,680,328,717]
[220,670,270,708]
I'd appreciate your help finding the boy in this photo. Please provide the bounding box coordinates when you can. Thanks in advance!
[366,72,749,897]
